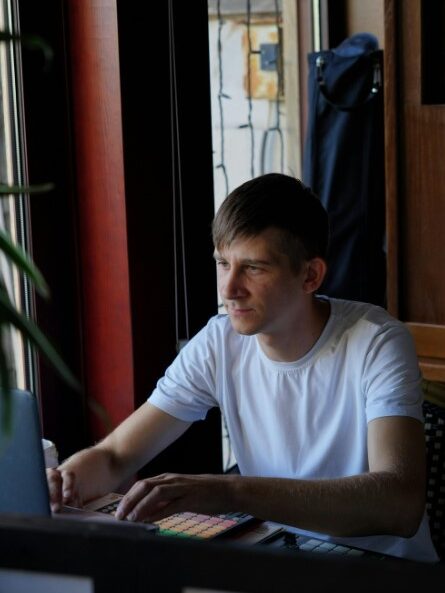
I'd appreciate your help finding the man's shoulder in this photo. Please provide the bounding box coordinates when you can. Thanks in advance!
[327,298,406,342]
[321,299,416,367]
[329,298,399,326]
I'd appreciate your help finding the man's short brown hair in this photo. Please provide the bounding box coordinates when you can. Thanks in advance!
[212,173,329,271]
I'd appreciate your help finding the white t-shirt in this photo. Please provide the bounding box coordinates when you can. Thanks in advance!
[149,297,438,562]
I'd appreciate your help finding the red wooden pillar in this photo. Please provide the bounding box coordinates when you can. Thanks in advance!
[66,0,134,440]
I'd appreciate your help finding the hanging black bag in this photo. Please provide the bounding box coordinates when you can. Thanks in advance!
[303,33,386,306]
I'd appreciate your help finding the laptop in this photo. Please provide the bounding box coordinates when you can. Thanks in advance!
[0,389,159,531]
[0,389,52,517]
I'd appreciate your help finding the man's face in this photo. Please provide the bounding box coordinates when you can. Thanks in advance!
[214,228,308,337]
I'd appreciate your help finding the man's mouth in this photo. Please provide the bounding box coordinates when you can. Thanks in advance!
[229,307,253,316]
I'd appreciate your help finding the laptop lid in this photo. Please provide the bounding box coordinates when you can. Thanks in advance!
[0,390,161,535]
[0,389,51,516]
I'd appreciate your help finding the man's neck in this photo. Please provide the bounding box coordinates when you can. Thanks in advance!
[257,298,331,363]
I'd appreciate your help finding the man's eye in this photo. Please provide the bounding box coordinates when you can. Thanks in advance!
[216,261,229,268]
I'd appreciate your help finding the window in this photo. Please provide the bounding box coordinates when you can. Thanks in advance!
[208,0,302,213]
[0,0,34,393]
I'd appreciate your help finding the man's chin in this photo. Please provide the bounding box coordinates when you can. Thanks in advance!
[228,316,259,336]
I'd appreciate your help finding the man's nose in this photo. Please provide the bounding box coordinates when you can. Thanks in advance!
[220,268,245,300]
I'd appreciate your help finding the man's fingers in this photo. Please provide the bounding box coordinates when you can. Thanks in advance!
[46,468,80,511]
[115,478,180,521]
[60,470,76,503]
[115,479,152,520]
[46,468,63,512]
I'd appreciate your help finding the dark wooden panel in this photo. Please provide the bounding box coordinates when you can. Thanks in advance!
[385,0,445,379]
[407,323,445,359]
[383,0,399,316]
[400,0,421,105]
[395,0,445,325]
[401,104,445,324]
[407,323,445,382]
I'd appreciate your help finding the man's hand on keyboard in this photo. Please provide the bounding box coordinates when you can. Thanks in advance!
[114,473,237,523]
[46,467,82,512]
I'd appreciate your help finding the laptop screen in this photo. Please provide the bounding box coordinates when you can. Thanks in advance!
[0,389,51,516]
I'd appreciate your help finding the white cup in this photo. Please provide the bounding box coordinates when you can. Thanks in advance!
[42,438,59,468]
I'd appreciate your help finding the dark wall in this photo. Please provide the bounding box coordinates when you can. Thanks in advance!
[117,0,222,475]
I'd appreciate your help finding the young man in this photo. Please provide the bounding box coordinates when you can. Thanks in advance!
[48,173,438,562]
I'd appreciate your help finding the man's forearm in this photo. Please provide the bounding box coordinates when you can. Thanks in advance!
[229,472,424,538]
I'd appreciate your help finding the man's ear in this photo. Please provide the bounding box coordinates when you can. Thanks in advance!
[302,257,327,294]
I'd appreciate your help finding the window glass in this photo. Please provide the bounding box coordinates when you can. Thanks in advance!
[208,0,301,212]
[0,0,34,392]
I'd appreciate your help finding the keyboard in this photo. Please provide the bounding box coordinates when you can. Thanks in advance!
[88,494,255,540]
[267,532,389,560]
[155,511,255,539]
[296,536,367,556]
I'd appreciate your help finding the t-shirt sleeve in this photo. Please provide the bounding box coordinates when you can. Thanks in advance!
[363,321,424,423]
[148,321,218,422]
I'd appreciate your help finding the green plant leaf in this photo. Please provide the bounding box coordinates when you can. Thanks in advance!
[0,287,81,393]
[0,230,49,298]
[0,182,55,195]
